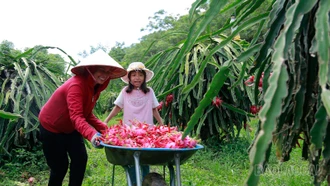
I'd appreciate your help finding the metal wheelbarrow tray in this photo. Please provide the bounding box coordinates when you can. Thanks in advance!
[101,142,204,186]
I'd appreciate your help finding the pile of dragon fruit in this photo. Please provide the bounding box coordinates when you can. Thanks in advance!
[100,120,198,149]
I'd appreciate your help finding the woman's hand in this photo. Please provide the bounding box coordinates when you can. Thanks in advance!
[91,133,103,148]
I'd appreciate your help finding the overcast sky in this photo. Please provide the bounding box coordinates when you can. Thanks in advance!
[0,0,195,60]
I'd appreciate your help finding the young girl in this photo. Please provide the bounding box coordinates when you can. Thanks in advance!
[104,62,163,185]
[104,61,163,125]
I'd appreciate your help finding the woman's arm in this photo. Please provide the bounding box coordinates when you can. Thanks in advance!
[104,105,122,123]
[153,108,163,125]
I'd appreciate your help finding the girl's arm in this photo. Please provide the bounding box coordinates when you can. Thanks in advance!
[104,105,122,123]
[153,108,163,125]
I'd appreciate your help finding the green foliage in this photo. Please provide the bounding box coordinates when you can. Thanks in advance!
[6,145,46,168]
[31,45,67,76]
[109,42,127,63]
[150,39,254,141]
[0,46,74,162]
[94,90,119,118]
[0,145,48,185]
[238,0,330,185]
[141,9,179,32]
[146,0,259,144]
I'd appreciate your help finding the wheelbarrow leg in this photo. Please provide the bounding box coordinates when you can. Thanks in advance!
[168,164,175,186]
[174,153,181,186]
[123,166,133,186]
[163,165,166,180]
[112,165,115,186]
[133,151,142,186]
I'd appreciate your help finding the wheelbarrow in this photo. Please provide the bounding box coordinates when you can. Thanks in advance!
[101,142,204,186]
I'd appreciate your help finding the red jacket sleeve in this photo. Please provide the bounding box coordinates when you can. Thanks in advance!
[86,113,108,133]
[67,85,97,141]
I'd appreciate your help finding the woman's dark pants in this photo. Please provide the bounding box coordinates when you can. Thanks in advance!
[39,125,88,186]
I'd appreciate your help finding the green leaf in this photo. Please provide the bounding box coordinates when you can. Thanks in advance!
[250,0,288,73]
[157,84,183,100]
[189,0,207,21]
[310,104,327,149]
[222,102,255,117]
[312,0,330,117]
[230,43,262,89]
[321,90,330,119]
[0,110,22,119]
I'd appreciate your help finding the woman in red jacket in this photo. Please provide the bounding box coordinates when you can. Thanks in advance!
[38,50,126,186]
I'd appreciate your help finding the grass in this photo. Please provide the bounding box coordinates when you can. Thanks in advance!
[0,118,328,186]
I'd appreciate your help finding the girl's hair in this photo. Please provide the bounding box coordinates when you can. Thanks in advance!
[142,172,167,186]
[126,70,150,94]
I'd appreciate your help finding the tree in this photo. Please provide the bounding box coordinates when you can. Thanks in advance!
[30,45,66,76]
[0,40,21,66]
[141,9,179,32]
[109,42,127,62]
[78,43,108,58]
[0,40,14,54]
